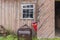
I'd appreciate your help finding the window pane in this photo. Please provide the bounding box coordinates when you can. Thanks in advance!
[23,14,27,18]
[23,6,26,8]
[27,13,30,18]
[23,9,27,14]
[27,9,29,13]
[27,5,29,8]
[27,5,33,8]
[29,9,33,13]
[23,9,26,14]
[30,5,33,8]
[30,14,33,18]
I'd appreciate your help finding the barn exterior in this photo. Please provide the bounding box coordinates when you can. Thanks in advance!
[0,0,55,38]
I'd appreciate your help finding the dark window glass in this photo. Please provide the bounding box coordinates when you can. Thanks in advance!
[22,5,34,18]
[26,5,33,8]
[23,9,27,14]
[30,14,33,18]
[23,6,26,8]
[23,9,33,18]
[27,13,29,18]
[27,9,29,13]
[30,5,33,8]
[29,9,33,13]
[27,5,29,8]
[23,14,27,18]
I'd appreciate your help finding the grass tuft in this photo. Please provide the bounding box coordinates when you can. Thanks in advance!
[0,35,60,40]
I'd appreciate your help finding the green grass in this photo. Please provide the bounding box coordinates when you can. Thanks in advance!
[0,35,17,40]
[0,35,60,40]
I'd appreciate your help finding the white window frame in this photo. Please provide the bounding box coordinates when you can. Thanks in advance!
[21,3,35,19]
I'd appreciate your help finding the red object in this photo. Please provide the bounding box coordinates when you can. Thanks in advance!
[32,22,37,32]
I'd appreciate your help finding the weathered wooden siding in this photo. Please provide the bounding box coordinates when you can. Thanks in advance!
[0,0,37,33]
[37,0,55,38]
[0,0,17,32]
[0,0,55,38]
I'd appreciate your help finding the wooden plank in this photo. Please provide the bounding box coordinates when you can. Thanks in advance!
[37,0,55,38]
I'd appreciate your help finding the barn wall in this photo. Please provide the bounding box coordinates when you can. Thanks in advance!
[0,0,17,32]
[0,0,37,33]
[0,0,55,38]
[37,0,55,38]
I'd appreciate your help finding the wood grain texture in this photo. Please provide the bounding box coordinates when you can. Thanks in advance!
[37,0,55,38]
[0,0,37,33]
[0,0,55,38]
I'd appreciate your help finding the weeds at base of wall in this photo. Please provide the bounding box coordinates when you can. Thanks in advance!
[0,35,60,40]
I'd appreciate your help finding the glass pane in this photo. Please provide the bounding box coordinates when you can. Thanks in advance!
[27,5,29,8]
[30,14,33,18]
[26,5,33,8]
[23,9,27,14]
[27,13,30,18]
[23,6,26,8]
[27,9,29,13]
[29,9,33,13]
[30,5,33,8]
[23,14,27,18]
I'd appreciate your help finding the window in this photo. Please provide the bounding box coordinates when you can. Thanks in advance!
[21,4,35,19]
